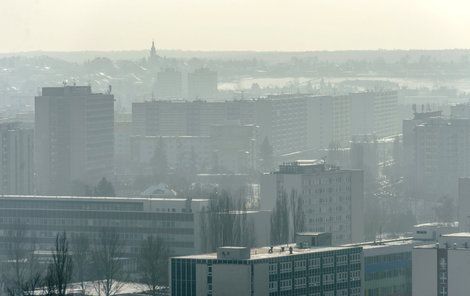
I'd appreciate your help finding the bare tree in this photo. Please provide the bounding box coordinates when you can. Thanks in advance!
[92,230,126,296]
[290,189,305,240]
[200,191,254,252]
[3,222,43,296]
[45,232,73,296]
[137,236,168,296]
[71,233,91,296]
[270,190,289,245]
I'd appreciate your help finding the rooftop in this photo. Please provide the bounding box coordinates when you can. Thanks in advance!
[276,160,344,174]
[343,237,414,249]
[175,244,357,261]
[0,194,208,203]
[414,222,458,228]
[442,232,470,238]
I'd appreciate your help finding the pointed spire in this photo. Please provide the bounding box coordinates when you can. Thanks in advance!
[150,40,157,59]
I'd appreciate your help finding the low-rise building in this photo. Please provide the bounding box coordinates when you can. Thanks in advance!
[413,233,470,296]
[0,195,208,257]
[345,239,415,296]
[170,244,362,296]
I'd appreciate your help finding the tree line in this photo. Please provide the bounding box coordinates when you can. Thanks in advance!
[0,227,168,296]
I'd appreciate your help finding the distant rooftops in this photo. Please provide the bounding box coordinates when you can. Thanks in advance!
[412,110,442,120]
[276,160,341,174]
[39,85,112,97]
[41,85,92,96]
[141,183,178,198]
[442,232,470,238]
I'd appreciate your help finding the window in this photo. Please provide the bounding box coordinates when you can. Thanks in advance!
[269,263,278,275]
[308,275,320,287]
[336,255,348,266]
[269,281,278,292]
[337,289,348,296]
[350,287,361,296]
[294,277,307,288]
[323,256,334,267]
[280,261,292,273]
[309,258,320,269]
[350,253,361,263]
[324,291,334,296]
[350,270,361,281]
[309,294,320,296]
[294,259,307,271]
[323,273,334,285]
[337,271,348,283]
[280,279,292,291]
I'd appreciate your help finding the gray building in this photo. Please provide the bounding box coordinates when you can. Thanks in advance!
[260,160,364,245]
[155,68,183,99]
[35,86,114,195]
[413,233,470,296]
[0,195,209,257]
[350,91,399,138]
[170,244,362,296]
[187,68,218,99]
[0,122,33,195]
[403,111,470,209]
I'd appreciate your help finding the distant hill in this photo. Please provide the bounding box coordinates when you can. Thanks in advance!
[1,49,470,63]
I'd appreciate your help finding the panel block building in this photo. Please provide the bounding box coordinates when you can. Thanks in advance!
[35,86,114,195]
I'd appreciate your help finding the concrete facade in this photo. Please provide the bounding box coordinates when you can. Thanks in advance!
[0,122,33,195]
[170,245,362,296]
[260,160,364,245]
[412,233,470,296]
[35,86,114,195]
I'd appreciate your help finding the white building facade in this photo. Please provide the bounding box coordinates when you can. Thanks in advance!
[413,233,470,296]
[261,161,364,245]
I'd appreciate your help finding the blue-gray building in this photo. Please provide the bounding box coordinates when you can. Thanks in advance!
[170,244,362,296]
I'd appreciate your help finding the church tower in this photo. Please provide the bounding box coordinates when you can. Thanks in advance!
[150,40,157,60]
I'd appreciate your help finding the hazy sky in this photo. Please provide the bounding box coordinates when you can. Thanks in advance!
[1,0,470,52]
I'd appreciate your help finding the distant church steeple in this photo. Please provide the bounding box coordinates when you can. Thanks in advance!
[150,40,157,60]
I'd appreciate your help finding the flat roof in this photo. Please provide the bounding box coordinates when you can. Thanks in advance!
[175,244,357,261]
[442,232,470,238]
[343,237,415,249]
[0,195,208,203]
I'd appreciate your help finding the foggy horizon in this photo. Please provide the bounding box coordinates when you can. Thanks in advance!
[2,0,470,52]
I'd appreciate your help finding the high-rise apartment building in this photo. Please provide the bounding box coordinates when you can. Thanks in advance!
[403,111,470,206]
[307,95,351,151]
[132,100,226,137]
[187,68,218,99]
[155,68,183,99]
[350,91,399,138]
[35,86,114,195]
[0,122,33,194]
[260,160,364,245]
